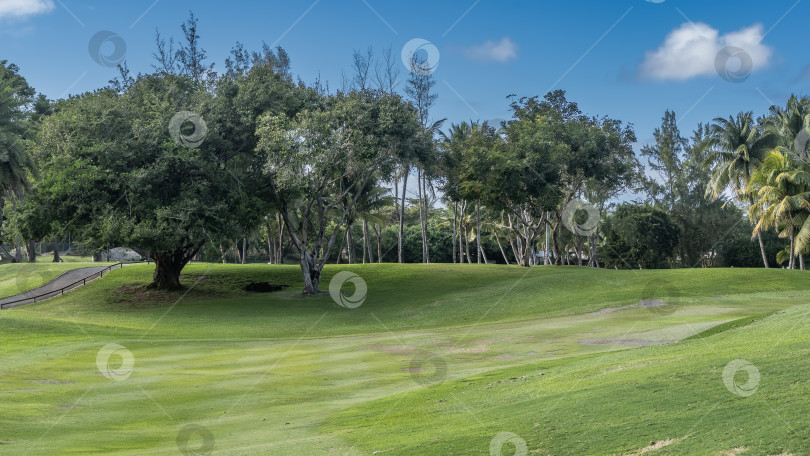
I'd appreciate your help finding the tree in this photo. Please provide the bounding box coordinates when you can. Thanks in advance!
[601,204,680,269]
[765,95,810,159]
[405,53,440,264]
[508,92,636,265]
[256,89,420,293]
[641,110,687,212]
[37,73,245,288]
[0,61,37,240]
[747,149,810,269]
[703,112,776,267]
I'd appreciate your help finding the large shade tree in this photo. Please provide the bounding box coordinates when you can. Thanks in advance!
[256,89,421,293]
[37,73,249,288]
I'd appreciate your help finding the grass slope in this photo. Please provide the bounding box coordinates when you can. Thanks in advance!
[323,304,810,455]
[0,259,114,299]
[0,263,808,455]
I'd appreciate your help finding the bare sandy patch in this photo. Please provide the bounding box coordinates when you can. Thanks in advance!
[579,338,675,346]
[716,448,747,456]
[625,438,677,455]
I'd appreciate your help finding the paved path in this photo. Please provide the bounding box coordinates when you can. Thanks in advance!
[0,263,136,310]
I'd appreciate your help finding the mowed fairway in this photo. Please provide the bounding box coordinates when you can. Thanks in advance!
[0,263,809,455]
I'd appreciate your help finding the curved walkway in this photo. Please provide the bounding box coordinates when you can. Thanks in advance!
[0,263,138,310]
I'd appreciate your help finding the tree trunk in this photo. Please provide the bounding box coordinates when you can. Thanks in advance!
[362,220,371,263]
[266,223,275,264]
[750,194,769,269]
[452,202,458,263]
[398,167,408,263]
[375,224,383,263]
[480,240,489,264]
[459,201,467,263]
[422,172,430,263]
[493,229,510,265]
[552,213,562,266]
[508,234,519,265]
[26,241,36,263]
[347,223,355,264]
[545,214,551,265]
[789,234,796,269]
[52,236,61,262]
[300,251,321,294]
[92,251,102,262]
[241,238,247,264]
[277,214,285,264]
[800,255,806,271]
[152,257,183,289]
[336,227,346,265]
[463,223,471,264]
[417,169,426,263]
[150,245,202,290]
[476,201,482,264]
[756,231,769,268]
[234,243,241,264]
[219,244,227,264]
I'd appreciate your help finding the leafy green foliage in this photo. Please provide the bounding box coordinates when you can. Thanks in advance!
[601,204,680,269]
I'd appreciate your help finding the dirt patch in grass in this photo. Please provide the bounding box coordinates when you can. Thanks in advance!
[589,300,671,316]
[716,448,747,456]
[112,281,234,307]
[578,339,675,346]
[626,438,678,455]
[638,299,670,308]
[369,345,416,355]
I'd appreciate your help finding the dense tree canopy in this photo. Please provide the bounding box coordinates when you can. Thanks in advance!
[2,12,810,293]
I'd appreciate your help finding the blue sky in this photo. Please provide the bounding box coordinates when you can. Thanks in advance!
[1,0,808,149]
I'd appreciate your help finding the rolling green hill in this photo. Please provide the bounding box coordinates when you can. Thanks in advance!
[0,263,807,455]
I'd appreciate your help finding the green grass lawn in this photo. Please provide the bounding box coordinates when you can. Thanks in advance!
[0,259,118,299]
[0,263,808,455]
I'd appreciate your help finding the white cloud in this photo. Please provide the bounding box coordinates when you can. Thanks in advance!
[463,37,518,64]
[639,22,772,81]
[0,0,54,20]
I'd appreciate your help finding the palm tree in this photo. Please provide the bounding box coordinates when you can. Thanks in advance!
[747,149,810,269]
[703,112,776,267]
[765,95,810,158]
[0,62,36,255]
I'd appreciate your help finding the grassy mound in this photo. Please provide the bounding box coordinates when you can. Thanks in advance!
[0,263,808,454]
